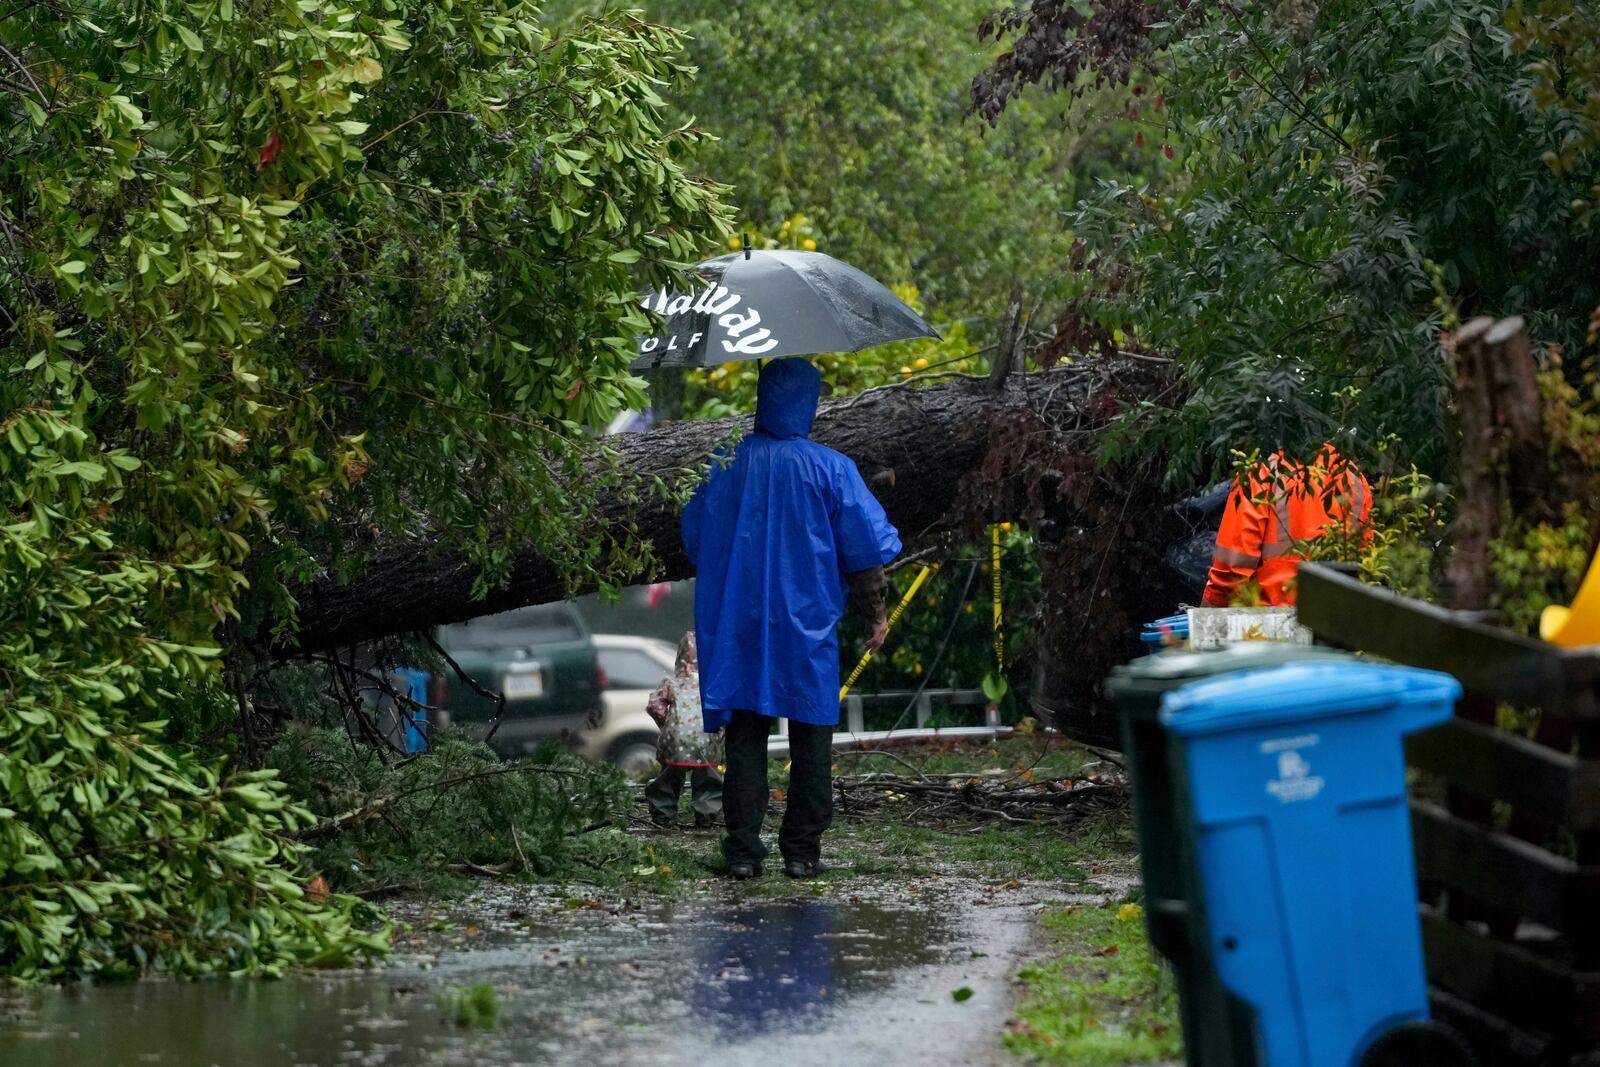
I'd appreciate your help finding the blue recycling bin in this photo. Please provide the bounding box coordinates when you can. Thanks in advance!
[1159,662,1461,1067]
[1141,613,1190,654]
[393,667,430,753]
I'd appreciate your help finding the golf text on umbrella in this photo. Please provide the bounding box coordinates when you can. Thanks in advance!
[638,285,778,358]
[630,249,938,370]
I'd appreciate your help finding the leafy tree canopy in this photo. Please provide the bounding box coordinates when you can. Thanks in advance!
[975,0,1600,486]
[0,0,728,978]
[548,0,1152,321]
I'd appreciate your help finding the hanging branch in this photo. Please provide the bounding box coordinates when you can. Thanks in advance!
[423,630,508,744]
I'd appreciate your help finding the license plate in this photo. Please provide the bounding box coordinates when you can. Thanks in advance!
[501,668,545,701]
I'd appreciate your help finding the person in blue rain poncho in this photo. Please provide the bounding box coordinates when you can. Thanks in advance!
[682,358,900,880]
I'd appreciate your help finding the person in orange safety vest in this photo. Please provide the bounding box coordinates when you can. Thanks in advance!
[1202,445,1373,607]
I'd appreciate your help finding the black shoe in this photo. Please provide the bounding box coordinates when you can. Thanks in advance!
[650,813,674,828]
[784,859,827,879]
[693,813,718,829]
[727,861,762,881]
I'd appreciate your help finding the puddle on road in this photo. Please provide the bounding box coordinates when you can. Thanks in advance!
[0,885,1033,1067]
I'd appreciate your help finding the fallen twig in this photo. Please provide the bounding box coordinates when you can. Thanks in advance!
[833,748,927,778]
[831,770,1126,830]
[445,859,516,878]
[510,823,532,875]
[424,632,509,746]
[1065,738,1128,772]
[354,883,422,900]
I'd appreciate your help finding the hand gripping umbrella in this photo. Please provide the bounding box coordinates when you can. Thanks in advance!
[632,248,938,370]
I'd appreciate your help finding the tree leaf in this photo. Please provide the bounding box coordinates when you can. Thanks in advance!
[55,461,106,481]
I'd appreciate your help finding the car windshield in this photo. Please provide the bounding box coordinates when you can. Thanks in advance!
[438,604,585,651]
[598,647,670,690]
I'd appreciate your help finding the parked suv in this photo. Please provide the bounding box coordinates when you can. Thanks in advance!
[582,634,676,775]
[428,602,605,758]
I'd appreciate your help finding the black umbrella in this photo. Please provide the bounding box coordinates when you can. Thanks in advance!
[632,249,939,370]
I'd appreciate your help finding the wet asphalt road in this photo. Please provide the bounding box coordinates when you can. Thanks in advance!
[0,876,1046,1067]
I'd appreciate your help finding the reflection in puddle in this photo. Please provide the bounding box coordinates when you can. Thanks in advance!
[0,895,966,1067]
[694,901,846,1038]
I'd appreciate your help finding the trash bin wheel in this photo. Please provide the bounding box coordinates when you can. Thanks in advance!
[1358,1020,1476,1067]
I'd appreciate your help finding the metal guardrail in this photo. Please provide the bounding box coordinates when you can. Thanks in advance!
[768,724,1015,758]
[838,687,995,733]
[765,688,1005,756]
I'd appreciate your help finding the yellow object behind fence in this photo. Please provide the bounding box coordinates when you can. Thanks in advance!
[839,564,936,701]
[1541,550,1600,647]
[992,525,1005,671]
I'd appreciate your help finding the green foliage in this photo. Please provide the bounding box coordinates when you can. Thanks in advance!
[1354,471,1453,602]
[0,723,388,979]
[437,982,501,1029]
[839,529,1042,712]
[1274,433,1455,601]
[1490,506,1592,634]
[1510,0,1600,225]
[268,727,632,895]
[689,282,979,410]
[987,0,1600,486]
[547,0,1149,320]
[1482,354,1600,632]
[1005,901,1183,1064]
[1,0,728,978]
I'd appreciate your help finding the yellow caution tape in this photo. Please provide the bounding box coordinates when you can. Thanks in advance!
[839,563,936,700]
[992,525,1005,671]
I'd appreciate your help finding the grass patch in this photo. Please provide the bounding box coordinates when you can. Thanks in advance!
[567,743,1134,898]
[436,983,500,1029]
[1005,901,1183,1065]
[936,819,1131,883]
[275,732,1130,904]
[581,805,1136,901]
[551,801,1131,901]
[837,733,1103,781]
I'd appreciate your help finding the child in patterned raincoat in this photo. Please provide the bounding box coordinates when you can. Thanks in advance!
[644,633,724,827]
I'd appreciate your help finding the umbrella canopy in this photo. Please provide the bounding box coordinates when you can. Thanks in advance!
[632,249,938,370]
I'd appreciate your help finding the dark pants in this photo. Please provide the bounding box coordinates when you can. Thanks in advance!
[723,710,833,867]
[645,765,723,823]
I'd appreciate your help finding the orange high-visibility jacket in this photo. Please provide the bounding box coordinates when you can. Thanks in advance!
[1202,447,1372,607]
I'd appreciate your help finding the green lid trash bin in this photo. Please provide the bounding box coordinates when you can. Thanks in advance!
[1107,642,1353,1067]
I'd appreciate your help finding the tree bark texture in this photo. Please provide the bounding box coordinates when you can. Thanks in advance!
[1446,316,1550,611]
[277,360,1181,734]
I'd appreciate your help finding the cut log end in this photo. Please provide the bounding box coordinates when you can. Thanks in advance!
[1484,315,1528,348]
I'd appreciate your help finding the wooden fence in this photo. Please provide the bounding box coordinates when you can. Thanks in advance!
[1298,563,1600,1064]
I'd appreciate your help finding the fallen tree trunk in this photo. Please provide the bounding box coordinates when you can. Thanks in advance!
[278,360,1184,733]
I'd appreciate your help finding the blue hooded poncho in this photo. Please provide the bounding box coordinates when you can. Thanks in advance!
[682,358,901,729]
